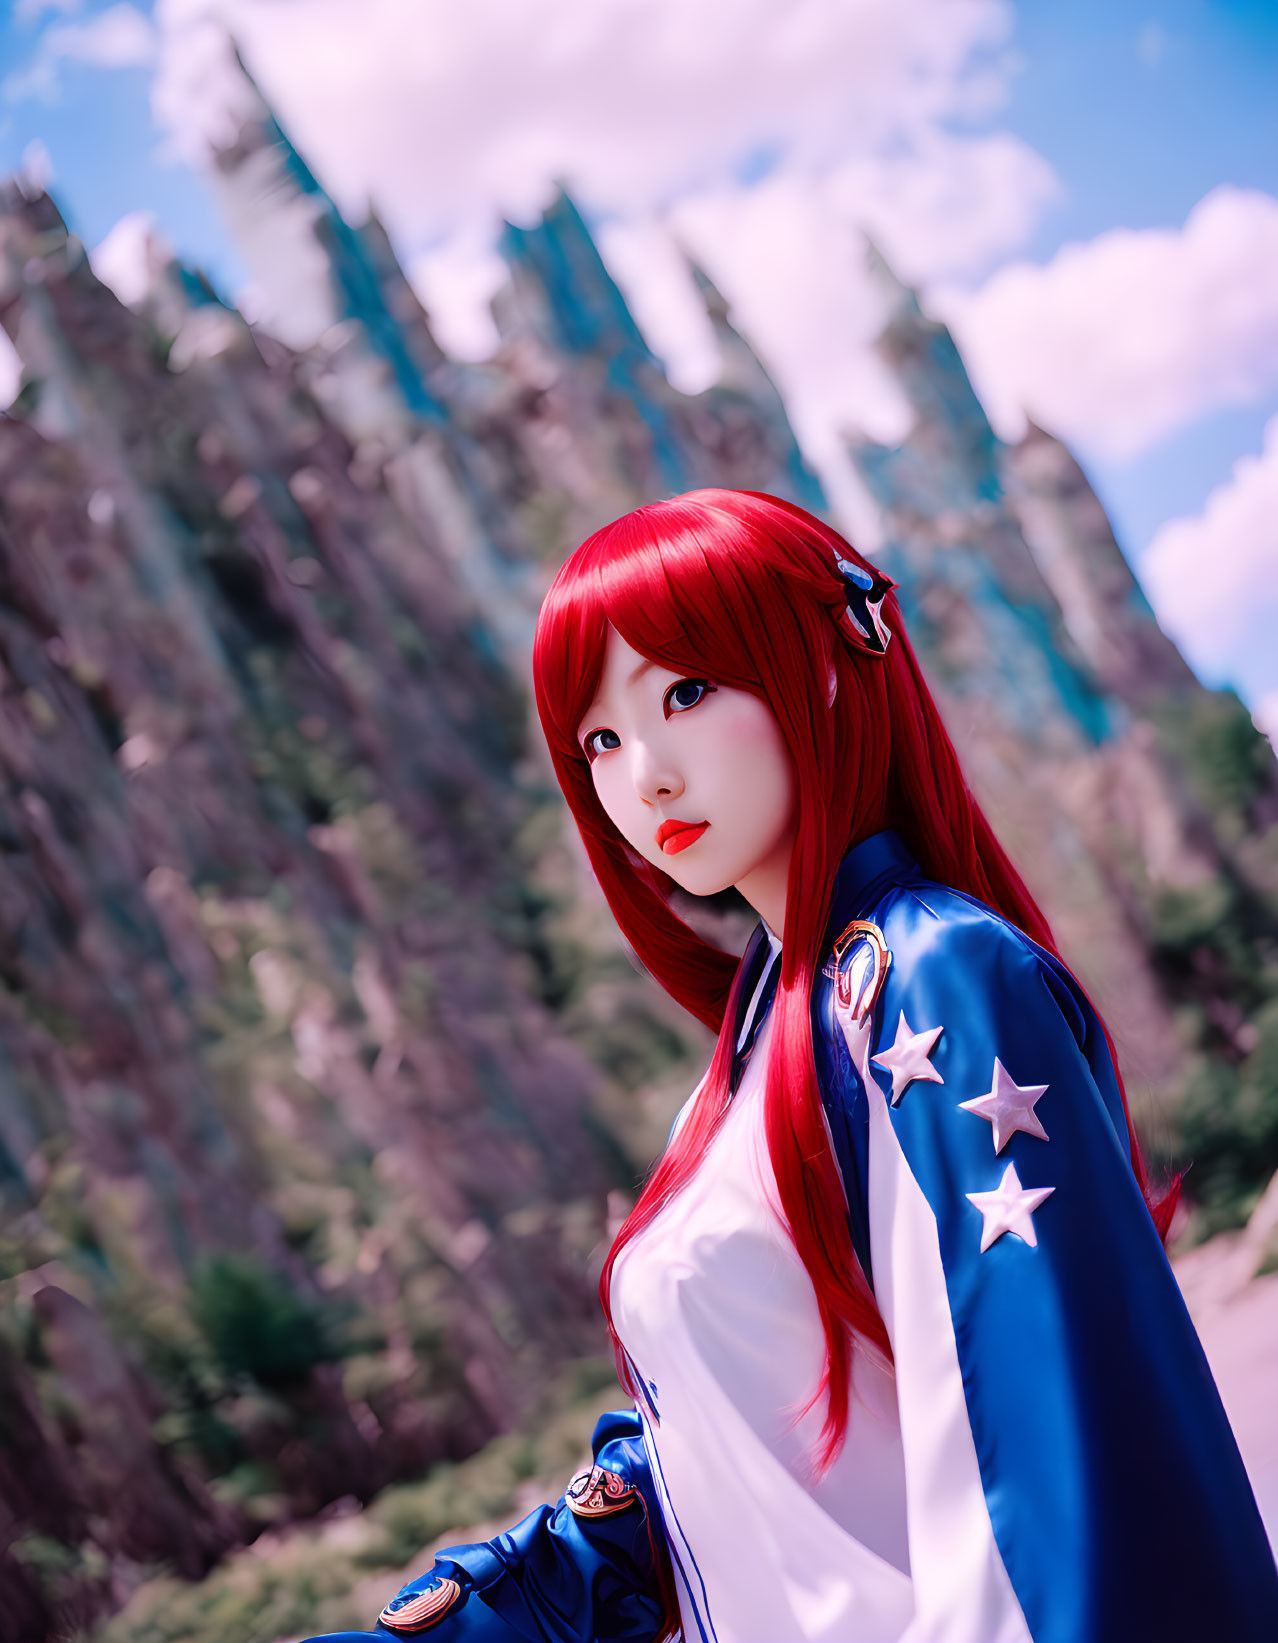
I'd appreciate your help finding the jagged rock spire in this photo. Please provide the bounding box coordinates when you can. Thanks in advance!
[497,186,693,492]
[863,232,922,321]
[683,248,826,514]
[208,37,446,436]
[498,186,653,362]
[685,252,767,395]
[1002,418,1201,708]
[845,239,1110,745]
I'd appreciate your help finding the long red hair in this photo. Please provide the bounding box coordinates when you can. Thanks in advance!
[533,489,1175,1469]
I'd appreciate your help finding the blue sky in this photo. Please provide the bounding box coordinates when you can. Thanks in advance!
[1,0,1275,722]
[1004,0,1278,599]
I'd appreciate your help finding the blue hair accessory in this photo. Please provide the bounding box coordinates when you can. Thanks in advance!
[834,554,895,656]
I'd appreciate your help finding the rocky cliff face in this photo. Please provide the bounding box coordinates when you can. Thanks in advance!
[846,249,1278,1178]
[0,90,833,1628]
[0,55,1275,1643]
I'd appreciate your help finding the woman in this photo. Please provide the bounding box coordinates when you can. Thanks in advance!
[307,490,1277,1642]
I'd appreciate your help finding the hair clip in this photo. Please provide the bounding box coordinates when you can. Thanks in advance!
[834,554,895,656]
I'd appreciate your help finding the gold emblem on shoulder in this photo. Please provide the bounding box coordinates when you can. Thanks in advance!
[829,919,891,1023]
[564,1464,637,1517]
[378,1576,461,1632]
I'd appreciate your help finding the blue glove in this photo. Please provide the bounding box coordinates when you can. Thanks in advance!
[300,1409,670,1641]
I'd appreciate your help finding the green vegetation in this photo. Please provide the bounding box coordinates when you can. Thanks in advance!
[1133,692,1278,1234]
[87,1361,623,1643]
[568,989,691,1094]
[1124,695,1278,1236]
[191,1256,340,1392]
[1173,1001,1278,1237]
[88,1538,368,1643]
[1156,688,1276,824]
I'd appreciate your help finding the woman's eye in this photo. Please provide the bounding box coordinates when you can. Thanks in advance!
[583,727,622,763]
[664,678,715,716]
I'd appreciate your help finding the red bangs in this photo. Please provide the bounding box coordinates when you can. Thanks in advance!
[533,489,855,772]
[531,498,748,763]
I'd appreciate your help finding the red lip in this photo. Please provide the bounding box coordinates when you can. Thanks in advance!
[656,819,710,856]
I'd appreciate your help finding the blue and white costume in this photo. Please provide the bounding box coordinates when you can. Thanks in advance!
[304,830,1278,1642]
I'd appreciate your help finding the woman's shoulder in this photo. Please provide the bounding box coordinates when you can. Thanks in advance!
[815,874,1095,1089]
[818,872,1134,1205]
[871,877,1042,969]
[866,879,1088,1045]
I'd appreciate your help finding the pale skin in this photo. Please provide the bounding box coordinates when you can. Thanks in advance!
[576,627,799,936]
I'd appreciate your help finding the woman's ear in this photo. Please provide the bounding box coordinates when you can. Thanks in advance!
[827,661,838,708]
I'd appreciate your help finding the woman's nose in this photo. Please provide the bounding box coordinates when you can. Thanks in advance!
[632,739,685,806]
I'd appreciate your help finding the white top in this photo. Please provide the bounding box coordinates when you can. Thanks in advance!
[610,952,1030,1643]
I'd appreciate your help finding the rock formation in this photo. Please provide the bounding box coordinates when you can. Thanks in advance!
[846,248,1278,1169]
[0,52,1274,1642]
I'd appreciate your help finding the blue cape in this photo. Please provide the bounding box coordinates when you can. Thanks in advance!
[305,831,1278,1641]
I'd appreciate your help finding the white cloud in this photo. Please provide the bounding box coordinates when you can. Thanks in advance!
[152,0,1024,224]
[941,185,1278,461]
[667,175,916,451]
[145,0,1049,303]
[0,330,21,411]
[90,209,172,307]
[592,217,721,396]
[20,137,54,191]
[407,234,516,365]
[1254,692,1278,746]
[14,0,1273,704]
[828,130,1059,285]
[14,0,83,23]
[3,3,156,104]
[1140,414,1278,705]
[148,0,1051,536]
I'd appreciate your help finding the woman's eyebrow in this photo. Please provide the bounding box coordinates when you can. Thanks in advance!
[579,658,663,737]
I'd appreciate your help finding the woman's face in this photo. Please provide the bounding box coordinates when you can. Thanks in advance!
[576,627,797,932]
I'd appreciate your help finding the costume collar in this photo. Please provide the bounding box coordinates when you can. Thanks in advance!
[734,830,918,982]
[728,832,915,1090]
[826,828,920,937]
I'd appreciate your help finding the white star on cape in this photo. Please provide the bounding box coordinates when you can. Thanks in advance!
[958,1058,1050,1153]
[872,1011,944,1106]
[966,1162,1055,1252]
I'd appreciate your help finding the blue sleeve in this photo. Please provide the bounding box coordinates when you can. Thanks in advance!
[300,1409,671,1641]
[863,887,1278,1643]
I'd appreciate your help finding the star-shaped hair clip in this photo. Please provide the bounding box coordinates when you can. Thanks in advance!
[834,553,895,657]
